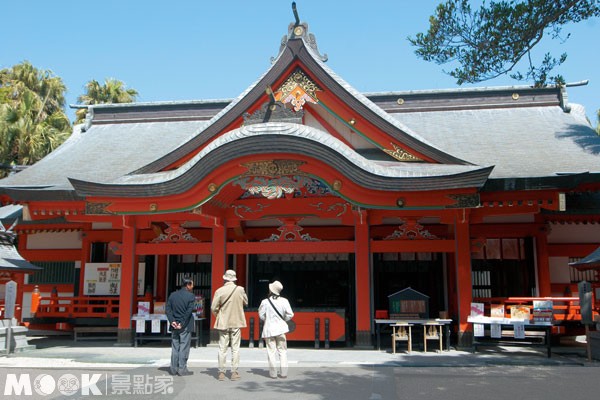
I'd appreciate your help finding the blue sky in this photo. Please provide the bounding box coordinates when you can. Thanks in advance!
[3,0,599,125]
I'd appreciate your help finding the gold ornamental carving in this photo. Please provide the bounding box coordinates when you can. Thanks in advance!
[242,160,305,177]
[383,143,422,162]
[446,193,480,208]
[275,68,321,111]
[85,202,113,215]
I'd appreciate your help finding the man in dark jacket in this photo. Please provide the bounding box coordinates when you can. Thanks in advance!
[166,277,196,376]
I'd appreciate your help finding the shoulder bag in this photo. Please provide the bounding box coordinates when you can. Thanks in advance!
[267,297,295,333]
[217,286,238,314]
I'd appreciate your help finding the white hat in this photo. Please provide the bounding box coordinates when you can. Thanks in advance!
[269,280,283,296]
[223,269,237,282]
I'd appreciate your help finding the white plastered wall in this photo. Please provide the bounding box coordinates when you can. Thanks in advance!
[26,231,82,249]
[21,231,81,318]
[547,223,600,291]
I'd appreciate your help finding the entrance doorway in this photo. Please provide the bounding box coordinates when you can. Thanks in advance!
[247,253,355,343]
[168,255,212,342]
[373,253,445,318]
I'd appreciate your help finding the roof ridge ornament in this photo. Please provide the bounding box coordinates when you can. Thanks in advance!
[271,2,328,64]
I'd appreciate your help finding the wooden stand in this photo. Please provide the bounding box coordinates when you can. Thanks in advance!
[423,321,443,352]
[391,323,412,353]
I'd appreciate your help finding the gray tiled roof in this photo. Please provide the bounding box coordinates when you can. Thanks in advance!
[0,120,208,191]
[70,123,493,198]
[0,230,42,271]
[389,104,599,179]
[569,246,600,270]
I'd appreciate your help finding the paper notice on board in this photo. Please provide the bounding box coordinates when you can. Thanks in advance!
[151,319,161,333]
[513,323,525,339]
[136,319,145,333]
[474,323,484,337]
[470,303,485,317]
[490,323,501,338]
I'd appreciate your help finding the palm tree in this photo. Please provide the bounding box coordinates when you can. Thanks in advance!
[75,78,138,123]
[0,61,71,176]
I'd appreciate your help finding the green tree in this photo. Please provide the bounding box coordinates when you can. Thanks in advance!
[0,61,71,176]
[75,78,138,123]
[409,0,600,87]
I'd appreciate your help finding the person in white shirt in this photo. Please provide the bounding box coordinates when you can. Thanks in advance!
[258,280,294,379]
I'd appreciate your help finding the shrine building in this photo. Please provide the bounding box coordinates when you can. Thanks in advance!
[1,13,599,347]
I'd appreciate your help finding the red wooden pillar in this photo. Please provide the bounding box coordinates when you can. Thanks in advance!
[446,253,458,324]
[16,235,27,321]
[156,254,168,301]
[454,211,473,347]
[14,272,25,321]
[535,228,551,296]
[118,216,137,344]
[354,209,372,348]
[79,234,91,297]
[235,254,246,288]
[210,222,227,343]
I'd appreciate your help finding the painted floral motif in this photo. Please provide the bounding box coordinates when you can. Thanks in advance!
[235,176,331,199]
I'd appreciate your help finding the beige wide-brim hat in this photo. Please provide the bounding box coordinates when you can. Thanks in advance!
[269,280,283,296]
[223,269,237,282]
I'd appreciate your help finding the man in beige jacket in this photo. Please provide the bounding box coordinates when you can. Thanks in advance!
[211,269,248,381]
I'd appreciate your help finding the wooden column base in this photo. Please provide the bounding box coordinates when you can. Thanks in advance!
[354,330,373,348]
[116,329,133,346]
[456,330,473,349]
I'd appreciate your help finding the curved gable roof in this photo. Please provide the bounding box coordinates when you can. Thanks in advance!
[70,122,492,199]
[134,22,470,174]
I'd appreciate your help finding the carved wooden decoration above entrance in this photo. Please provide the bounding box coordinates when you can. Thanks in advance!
[235,175,332,200]
[261,218,320,242]
[242,160,305,177]
[384,218,438,240]
[231,203,271,218]
[446,193,480,208]
[309,201,349,217]
[150,222,199,243]
[274,68,321,111]
[85,202,113,215]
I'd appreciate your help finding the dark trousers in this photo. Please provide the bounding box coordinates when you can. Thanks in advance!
[170,329,192,374]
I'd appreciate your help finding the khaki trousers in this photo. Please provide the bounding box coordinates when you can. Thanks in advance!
[264,334,288,378]
[217,328,241,373]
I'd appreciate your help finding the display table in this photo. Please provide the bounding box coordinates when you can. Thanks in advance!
[467,316,553,358]
[375,319,452,352]
[131,314,205,348]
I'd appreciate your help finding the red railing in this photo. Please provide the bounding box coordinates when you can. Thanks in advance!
[0,300,21,318]
[34,296,149,319]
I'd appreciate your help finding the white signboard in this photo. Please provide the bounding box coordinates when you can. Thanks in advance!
[4,281,17,319]
[473,323,484,337]
[135,319,145,333]
[490,323,501,338]
[83,263,145,296]
[151,319,161,333]
[513,323,525,339]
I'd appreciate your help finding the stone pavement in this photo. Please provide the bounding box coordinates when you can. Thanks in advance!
[0,335,595,370]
